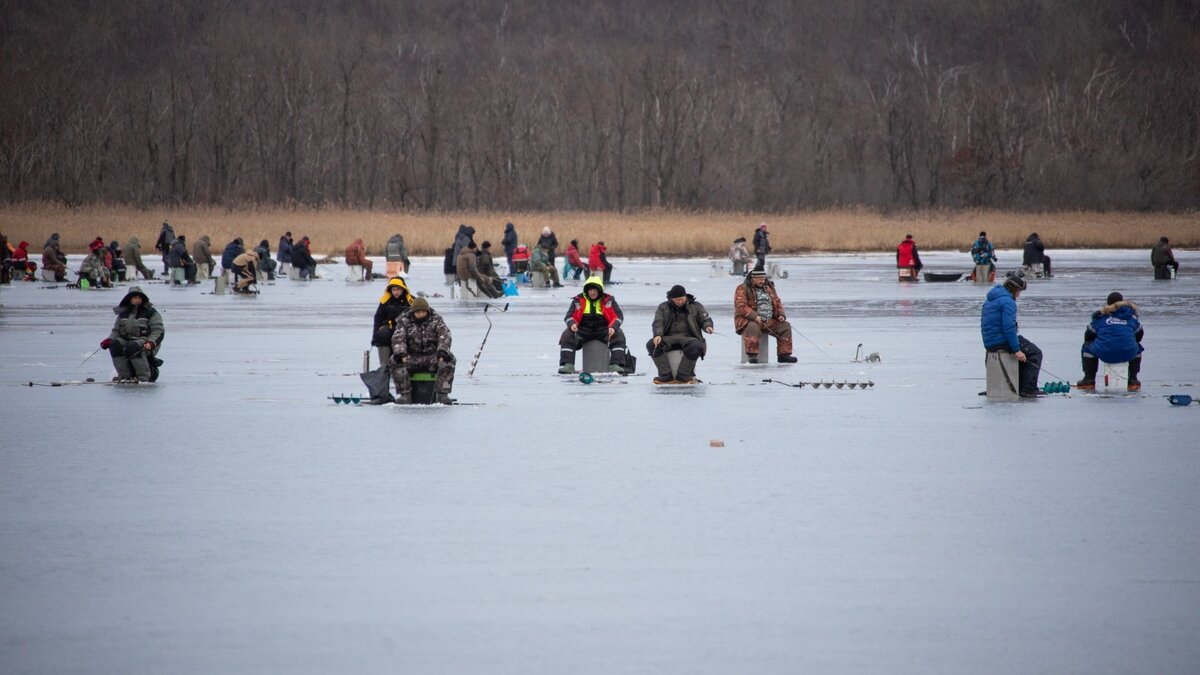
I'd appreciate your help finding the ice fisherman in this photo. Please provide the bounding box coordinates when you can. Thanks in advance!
[390,297,456,405]
[971,231,997,282]
[897,234,924,280]
[1076,292,1143,392]
[537,226,559,265]
[648,284,714,385]
[230,249,260,294]
[254,240,277,280]
[981,274,1042,398]
[42,233,68,281]
[154,221,175,274]
[168,234,196,284]
[79,241,113,287]
[477,241,505,295]
[558,276,630,374]
[192,235,216,279]
[1023,232,1052,277]
[372,276,414,364]
[733,266,798,364]
[530,242,563,287]
[564,239,588,280]
[1152,237,1178,279]
[221,237,245,272]
[728,237,751,269]
[501,223,518,274]
[8,240,36,281]
[291,236,317,279]
[277,232,293,269]
[385,234,410,274]
[458,241,503,298]
[101,286,164,383]
[588,241,612,284]
[124,235,154,280]
[345,238,373,277]
[753,223,771,268]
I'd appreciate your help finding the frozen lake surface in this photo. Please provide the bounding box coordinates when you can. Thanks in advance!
[2,249,1198,674]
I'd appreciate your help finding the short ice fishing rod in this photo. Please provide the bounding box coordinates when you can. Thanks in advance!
[468,302,509,376]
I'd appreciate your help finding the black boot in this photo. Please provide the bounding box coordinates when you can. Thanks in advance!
[777,354,798,364]
[1127,357,1141,391]
[1077,355,1098,389]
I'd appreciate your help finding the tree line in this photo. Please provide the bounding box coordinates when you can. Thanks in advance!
[1,0,1196,212]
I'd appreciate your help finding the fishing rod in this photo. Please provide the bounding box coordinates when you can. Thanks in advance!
[467,302,509,376]
[75,346,104,370]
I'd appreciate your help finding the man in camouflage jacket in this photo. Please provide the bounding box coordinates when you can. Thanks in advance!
[390,297,456,404]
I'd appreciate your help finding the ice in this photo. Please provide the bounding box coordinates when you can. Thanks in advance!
[1,249,1198,673]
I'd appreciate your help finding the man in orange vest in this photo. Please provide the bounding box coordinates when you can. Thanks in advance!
[558,276,629,374]
[896,234,923,281]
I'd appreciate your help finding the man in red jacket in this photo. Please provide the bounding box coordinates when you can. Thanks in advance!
[589,241,613,284]
[896,234,923,281]
[558,276,629,374]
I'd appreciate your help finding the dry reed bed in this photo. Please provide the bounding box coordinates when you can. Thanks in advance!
[1,203,1194,256]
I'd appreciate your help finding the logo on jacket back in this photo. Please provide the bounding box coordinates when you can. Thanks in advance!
[1105,316,1128,326]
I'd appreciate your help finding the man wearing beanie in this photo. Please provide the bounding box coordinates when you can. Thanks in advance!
[981,273,1043,397]
[1077,292,1144,391]
[734,266,797,364]
[390,297,456,404]
[648,284,714,384]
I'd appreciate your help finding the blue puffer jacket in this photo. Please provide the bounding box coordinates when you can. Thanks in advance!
[1084,301,1143,362]
[981,285,1019,352]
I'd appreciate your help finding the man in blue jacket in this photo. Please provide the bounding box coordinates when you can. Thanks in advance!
[981,274,1042,397]
[1077,292,1144,391]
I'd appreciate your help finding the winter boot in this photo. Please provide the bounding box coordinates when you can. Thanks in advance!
[395,391,413,405]
[653,375,674,385]
[746,353,759,364]
[558,363,575,374]
[1127,358,1141,391]
[436,392,456,405]
[1077,355,1098,389]
[777,354,798,364]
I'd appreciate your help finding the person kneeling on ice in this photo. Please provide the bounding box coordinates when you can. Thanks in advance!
[559,276,630,374]
[79,242,113,288]
[647,285,714,384]
[101,286,164,383]
[1077,292,1144,392]
[390,297,456,405]
[734,266,797,364]
[373,276,414,362]
[981,274,1042,398]
[231,249,260,293]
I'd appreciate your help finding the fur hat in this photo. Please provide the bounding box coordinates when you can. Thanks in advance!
[667,284,687,299]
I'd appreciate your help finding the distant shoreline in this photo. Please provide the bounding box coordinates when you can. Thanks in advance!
[2,203,1195,257]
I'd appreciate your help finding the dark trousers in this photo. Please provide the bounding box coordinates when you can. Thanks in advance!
[560,324,627,366]
[987,336,1041,394]
[1154,263,1178,280]
[647,336,704,379]
[108,338,151,380]
[1082,348,1141,382]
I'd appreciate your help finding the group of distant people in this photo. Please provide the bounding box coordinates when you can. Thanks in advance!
[440,223,615,297]
[727,223,773,271]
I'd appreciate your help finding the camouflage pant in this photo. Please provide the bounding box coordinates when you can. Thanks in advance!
[741,319,793,356]
[391,352,456,396]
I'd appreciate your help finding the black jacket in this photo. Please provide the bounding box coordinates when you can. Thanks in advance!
[1023,235,1046,266]
[502,224,518,253]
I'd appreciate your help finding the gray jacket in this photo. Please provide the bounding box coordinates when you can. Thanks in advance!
[652,296,713,343]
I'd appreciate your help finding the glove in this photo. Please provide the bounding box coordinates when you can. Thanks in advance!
[390,352,406,366]
[100,338,112,349]
[437,349,452,362]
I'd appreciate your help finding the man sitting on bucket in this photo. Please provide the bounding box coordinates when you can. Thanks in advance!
[981,273,1043,398]
[1076,292,1144,391]
[648,284,714,384]
[558,276,629,374]
[390,297,456,405]
[734,266,798,364]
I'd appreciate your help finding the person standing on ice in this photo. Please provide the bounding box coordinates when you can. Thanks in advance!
[101,286,164,383]
[1151,237,1178,279]
[896,234,923,280]
[1076,292,1144,392]
[752,223,771,268]
[192,235,216,279]
[558,276,629,374]
[501,222,518,275]
[734,266,797,364]
[971,231,997,281]
[154,222,175,275]
[648,284,714,384]
[390,297,456,405]
[981,274,1042,398]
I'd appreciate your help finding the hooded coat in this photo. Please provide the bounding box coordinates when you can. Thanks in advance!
[126,236,149,269]
[530,245,553,272]
[501,224,518,254]
[753,227,771,256]
[1151,241,1176,268]
[109,286,165,349]
[385,235,409,263]
[373,277,414,346]
[564,277,623,331]
[42,240,67,270]
[566,242,585,269]
[981,284,1020,352]
[291,239,316,269]
[79,250,110,280]
[221,239,245,269]
[277,235,293,264]
[155,223,175,254]
[192,235,215,267]
[1023,234,1047,266]
[452,225,476,263]
[345,239,369,266]
[168,237,192,267]
[1083,300,1144,363]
